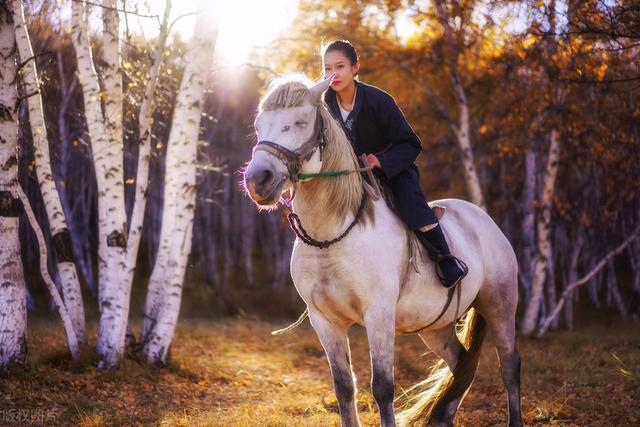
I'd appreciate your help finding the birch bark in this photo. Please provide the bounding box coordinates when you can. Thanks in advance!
[521,129,560,335]
[71,0,128,367]
[16,186,79,360]
[562,230,583,330]
[434,0,486,210]
[126,0,171,343]
[11,0,86,344]
[141,8,217,364]
[0,9,27,372]
[519,147,537,298]
[55,48,96,294]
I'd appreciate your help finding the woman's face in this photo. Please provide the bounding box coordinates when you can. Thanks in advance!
[323,50,360,93]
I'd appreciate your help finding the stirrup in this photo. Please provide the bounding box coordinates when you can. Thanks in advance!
[435,254,469,288]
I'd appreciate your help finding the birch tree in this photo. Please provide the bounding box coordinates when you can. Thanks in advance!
[68,0,173,367]
[434,0,486,210]
[0,5,28,372]
[11,0,86,344]
[70,0,128,367]
[141,6,218,365]
[122,0,172,315]
[521,129,560,335]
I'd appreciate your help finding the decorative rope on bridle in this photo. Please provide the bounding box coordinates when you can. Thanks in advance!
[287,190,368,249]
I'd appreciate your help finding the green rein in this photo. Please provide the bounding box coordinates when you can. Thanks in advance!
[298,166,373,180]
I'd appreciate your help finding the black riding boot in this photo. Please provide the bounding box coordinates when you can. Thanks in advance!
[416,225,468,288]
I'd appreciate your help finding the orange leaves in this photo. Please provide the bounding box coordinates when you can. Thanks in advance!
[596,63,608,81]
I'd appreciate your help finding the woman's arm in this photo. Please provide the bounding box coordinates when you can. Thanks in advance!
[373,92,421,180]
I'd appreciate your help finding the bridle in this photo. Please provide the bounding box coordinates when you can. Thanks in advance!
[251,106,368,250]
[252,108,327,185]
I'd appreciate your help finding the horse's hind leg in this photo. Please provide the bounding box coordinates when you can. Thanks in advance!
[418,326,466,427]
[476,278,524,427]
[309,311,360,427]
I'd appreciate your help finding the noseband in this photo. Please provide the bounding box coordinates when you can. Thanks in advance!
[253,108,326,183]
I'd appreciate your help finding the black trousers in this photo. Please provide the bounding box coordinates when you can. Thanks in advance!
[386,165,439,230]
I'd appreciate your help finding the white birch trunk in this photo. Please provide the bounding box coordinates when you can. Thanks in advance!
[607,260,628,320]
[128,0,172,342]
[16,186,79,360]
[11,0,86,344]
[521,129,560,335]
[101,0,123,152]
[142,8,217,364]
[435,0,485,210]
[451,80,485,210]
[545,240,558,330]
[71,1,128,367]
[562,232,583,330]
[0,12,28,371]
[519,148,537,297]
[71,1,109,294]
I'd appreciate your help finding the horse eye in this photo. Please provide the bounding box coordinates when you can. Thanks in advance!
[295,121,307,127]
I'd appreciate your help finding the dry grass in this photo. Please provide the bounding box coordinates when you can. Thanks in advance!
[1,315,638,426]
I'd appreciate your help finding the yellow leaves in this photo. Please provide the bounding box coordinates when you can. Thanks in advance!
[123,62,132,70]
[479,125,488,135]
[517,50,526,60]
[125,178,135,185]
[522,35,537,49]
[596,63,608,81]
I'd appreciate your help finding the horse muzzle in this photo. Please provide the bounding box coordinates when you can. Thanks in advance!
[244,165,287,206]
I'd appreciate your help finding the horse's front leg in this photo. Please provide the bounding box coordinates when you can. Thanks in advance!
[365,307,397,427]
[309,310,360,427]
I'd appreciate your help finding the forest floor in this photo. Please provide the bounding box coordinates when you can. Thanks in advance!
[1,315,639,426]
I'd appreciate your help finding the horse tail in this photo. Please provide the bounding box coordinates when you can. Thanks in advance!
[397,308,487,426]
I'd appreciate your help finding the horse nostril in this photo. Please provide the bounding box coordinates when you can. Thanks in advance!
[259,169,274,186]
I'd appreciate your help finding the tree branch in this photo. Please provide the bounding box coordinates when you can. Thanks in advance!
[536,225,640,337]
[14,185,80,359]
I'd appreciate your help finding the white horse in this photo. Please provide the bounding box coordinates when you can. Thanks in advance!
[243,76,523,427]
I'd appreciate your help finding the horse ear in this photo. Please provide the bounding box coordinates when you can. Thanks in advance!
[307,73,335,105]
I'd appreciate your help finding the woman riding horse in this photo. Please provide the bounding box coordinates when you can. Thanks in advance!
[322,40,466,288]
[244,75,523,427]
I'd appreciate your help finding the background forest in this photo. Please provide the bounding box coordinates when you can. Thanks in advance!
[17,0,638,330]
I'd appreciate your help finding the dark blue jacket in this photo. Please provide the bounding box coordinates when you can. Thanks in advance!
[324,80,422,180]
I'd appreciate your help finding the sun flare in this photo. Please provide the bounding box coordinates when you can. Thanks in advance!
[140,0,297,66]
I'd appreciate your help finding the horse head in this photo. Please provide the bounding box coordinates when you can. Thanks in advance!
[244,75,334,206]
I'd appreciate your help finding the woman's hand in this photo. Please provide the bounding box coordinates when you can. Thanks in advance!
[366,154,382,169]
